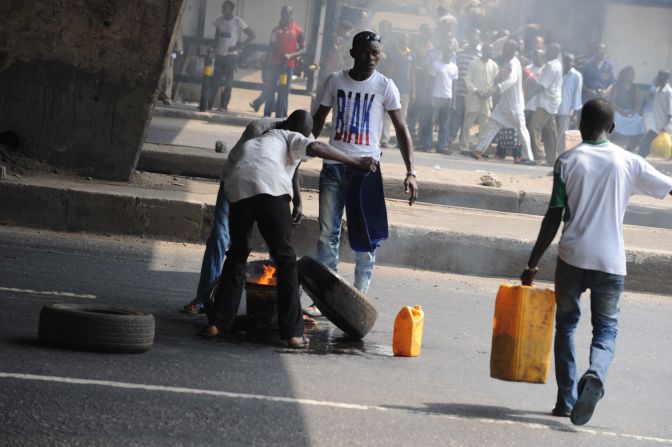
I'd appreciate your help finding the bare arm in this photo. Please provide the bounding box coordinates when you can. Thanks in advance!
[291,165,303,225]
[241,27,255,47]
[409,60,416,100]
[510,23,541,38]
[389,108,418,206]
[312,105,331,137]
[285,37,307,60]
[306,141,377,172]
[520,207,563,285]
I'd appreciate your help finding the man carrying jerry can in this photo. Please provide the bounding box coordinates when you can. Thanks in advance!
[520,97,672,426]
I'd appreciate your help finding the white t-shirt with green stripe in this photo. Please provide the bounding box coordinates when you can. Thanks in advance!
[550,140,672,275]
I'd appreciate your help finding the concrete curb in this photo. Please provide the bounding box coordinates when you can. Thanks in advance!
[0,182,210,243]
[1,179,670,296]
[138,145,672,229]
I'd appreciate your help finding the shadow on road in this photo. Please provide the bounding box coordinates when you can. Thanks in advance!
[3,336,42,349]
[382,402,579,433]
[0,228,316,446]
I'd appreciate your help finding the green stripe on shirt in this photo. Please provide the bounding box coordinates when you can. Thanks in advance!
[549,171,571,221]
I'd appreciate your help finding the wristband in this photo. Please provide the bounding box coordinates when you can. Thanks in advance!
[406,170,417,177]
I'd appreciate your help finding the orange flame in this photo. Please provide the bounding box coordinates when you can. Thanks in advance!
[254,264,277,285]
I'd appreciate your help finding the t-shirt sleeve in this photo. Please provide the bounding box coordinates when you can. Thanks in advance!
[286,132,314,162]
[320,73,335,107]
[238,17,248,30]
[633,158,672,199]
[384,79,402,111]
[549,162,569,215]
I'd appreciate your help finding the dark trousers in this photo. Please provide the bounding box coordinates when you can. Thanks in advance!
[212,55,237,109]
[263,64,293,118]
[208,194,303,339]
[448,94,466,142]
[417,100,434,150]
[434,97,453,151]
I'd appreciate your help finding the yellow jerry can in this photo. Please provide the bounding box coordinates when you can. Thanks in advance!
[393,305,424,357]
[490,284,555,383]
[651,132,672,160]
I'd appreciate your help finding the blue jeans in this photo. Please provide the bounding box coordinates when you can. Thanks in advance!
[194,182,230,306]
[317,164,375,293]
[434,97,453,151]
[554,257,623,410]
[263,64,293,118]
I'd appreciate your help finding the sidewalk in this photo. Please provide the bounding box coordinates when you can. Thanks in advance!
[156,69,314,127]
[2,171,671,295]
[139,142,672,230]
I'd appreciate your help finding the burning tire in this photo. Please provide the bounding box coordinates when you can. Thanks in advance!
[297,256,379,339]
[38,304,155,353]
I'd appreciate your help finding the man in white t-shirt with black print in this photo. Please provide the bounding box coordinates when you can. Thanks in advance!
[521,98,672,427]
[311,30,418,303]
[212,1,255,111]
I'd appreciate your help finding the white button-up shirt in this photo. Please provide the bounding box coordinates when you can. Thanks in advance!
[536,58,563,114]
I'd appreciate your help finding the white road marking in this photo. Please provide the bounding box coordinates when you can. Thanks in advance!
[0,287,96,299]
[0,372,671,444]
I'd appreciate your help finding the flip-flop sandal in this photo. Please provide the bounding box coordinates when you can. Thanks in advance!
[570,375,604,426]
[182,302,205,314]
[281,335,310,349]
[303,306,323,318]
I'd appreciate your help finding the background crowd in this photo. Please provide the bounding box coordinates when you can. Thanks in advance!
[162,2,672,165]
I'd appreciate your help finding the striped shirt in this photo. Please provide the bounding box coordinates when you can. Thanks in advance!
[454,49,479,97]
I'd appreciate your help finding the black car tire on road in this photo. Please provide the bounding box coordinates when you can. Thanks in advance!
[38,304,155,353]
[297,256,379,339]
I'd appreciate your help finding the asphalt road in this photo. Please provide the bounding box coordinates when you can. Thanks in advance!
[146,116,553,176]
[1,226,671,446]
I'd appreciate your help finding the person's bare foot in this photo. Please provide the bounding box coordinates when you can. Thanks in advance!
[198,325,220,338]
[283,335,309,349]
[303,314,318,327]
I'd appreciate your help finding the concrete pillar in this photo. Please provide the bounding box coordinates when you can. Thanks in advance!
[0,0,186,181]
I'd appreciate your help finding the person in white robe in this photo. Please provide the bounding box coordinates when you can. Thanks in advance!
[472,40,535,163]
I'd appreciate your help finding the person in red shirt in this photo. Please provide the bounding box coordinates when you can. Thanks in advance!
[262,6,306,118]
